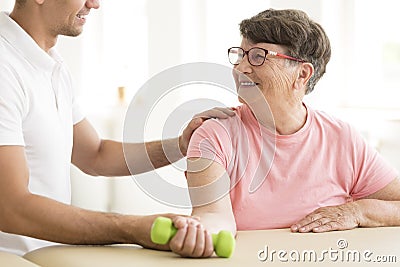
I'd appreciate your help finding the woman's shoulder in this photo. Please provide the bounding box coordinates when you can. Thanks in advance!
[309,107,358,138]
[197,105,248,134]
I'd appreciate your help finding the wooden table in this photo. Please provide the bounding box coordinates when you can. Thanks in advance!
[23,227,400,266]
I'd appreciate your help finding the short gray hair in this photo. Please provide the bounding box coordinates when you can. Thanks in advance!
[239,9,331,94]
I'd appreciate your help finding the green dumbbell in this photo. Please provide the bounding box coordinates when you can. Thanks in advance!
[150,216,235,258]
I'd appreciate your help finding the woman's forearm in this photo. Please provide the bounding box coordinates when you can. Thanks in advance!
[191,210,237,236]
[356,199,400,227]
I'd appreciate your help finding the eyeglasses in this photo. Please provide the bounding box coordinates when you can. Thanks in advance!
[228,47,305,66]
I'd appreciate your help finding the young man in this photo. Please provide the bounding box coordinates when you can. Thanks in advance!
[0,0,234,255]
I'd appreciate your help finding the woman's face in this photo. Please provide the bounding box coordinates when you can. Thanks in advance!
[232,38,298,106]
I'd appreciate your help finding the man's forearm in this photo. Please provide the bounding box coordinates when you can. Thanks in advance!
[144,137,184,170]
[2,192,170,250]
[356,199,400,227]
[2,193,134,245]
[93,138,183,176]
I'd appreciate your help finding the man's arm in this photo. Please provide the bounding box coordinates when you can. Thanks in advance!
[291,178,400,233]
[71,119,182,176]
[168,158,236,258]
[72,108,235,176]
[0,145,174,248]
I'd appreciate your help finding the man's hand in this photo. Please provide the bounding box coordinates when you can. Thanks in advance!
[290,202,362,233]
[169,216,214,258]
[179,107,235,155]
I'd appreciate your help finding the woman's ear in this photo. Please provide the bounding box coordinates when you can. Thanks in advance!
[294,62,314,91]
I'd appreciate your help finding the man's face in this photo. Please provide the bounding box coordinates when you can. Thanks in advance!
[46,0,100,37]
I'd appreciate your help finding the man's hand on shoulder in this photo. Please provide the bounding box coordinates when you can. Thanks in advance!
[179,107,235,155]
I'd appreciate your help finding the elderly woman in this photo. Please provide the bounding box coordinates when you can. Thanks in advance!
[166,9,400,258]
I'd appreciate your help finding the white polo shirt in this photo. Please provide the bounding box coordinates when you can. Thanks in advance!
[0,12,84,255]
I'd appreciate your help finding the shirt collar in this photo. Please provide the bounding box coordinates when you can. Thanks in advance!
[0,12,62,72]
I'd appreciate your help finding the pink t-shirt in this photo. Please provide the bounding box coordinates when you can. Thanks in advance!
[187,104,398,230]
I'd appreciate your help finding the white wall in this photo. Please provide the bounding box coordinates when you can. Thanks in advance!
[0,0,13,12]
[97,0,400,215]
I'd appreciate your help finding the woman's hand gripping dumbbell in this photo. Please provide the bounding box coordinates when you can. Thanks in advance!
[150,216,235,258]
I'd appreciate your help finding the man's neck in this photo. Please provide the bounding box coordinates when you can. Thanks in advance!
[10,8,57,52]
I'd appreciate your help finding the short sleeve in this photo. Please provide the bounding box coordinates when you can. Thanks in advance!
[187,118,233,169]
[59,62,85,125]
[350,127,398,199]
[0,63,26,145]
[72,96,85,125]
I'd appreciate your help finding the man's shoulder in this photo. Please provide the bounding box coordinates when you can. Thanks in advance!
[0,57,15,78]
[0,53,20,83]
[0,39,18,70]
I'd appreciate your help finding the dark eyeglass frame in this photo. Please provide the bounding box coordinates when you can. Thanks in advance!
[228,46,305,66]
